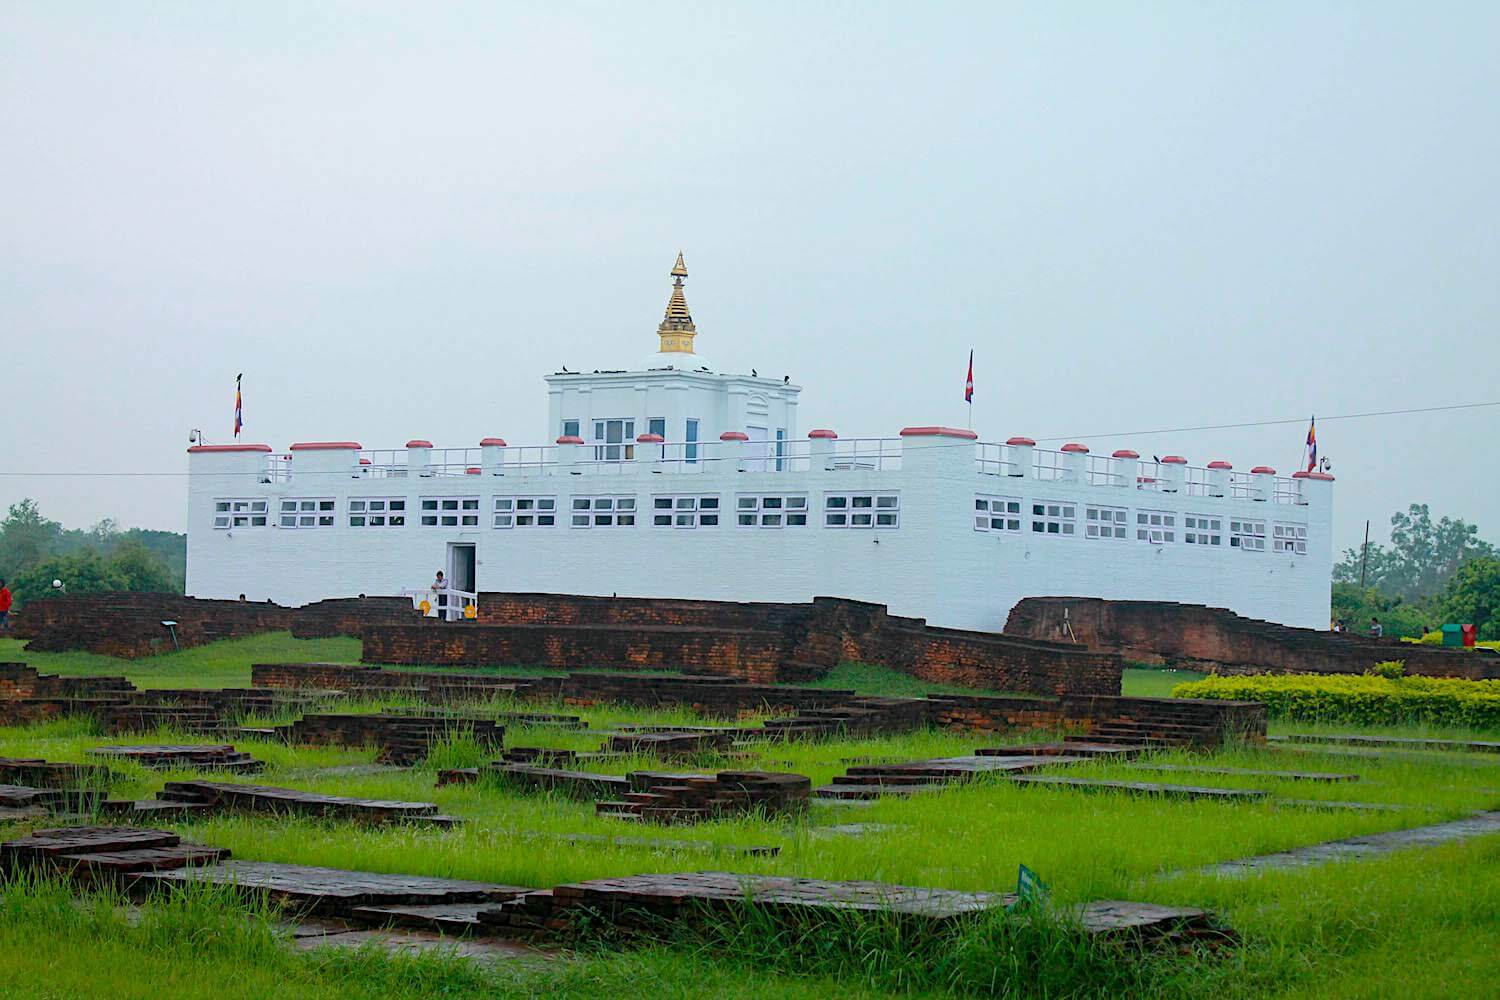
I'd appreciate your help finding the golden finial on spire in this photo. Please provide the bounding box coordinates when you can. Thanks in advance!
[656,252,697,354]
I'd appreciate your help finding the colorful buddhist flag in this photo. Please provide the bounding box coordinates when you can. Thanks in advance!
[234,374,243,439]
[964,350,974,403]
[1304,416,1317,472]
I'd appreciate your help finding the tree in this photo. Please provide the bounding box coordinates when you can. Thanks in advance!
[1333,504,1495,603]
[1330,582,1430,639]
[1437,557,1500,641]
[106,540,176,594]
[10,540,178,607]
[12,549,128,605]
[0,499,63,579]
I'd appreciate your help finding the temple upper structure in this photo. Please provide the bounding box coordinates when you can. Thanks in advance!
[544,253,801,461]
[656,252,697,355]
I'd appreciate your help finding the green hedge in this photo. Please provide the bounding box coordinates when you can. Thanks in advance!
[1172,673,1500,728]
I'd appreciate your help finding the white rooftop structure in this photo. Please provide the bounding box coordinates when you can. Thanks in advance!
[185,255,1335,631]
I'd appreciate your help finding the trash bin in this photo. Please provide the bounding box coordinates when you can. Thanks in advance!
[1462,624,1478,648]
[1441,624,1466,647]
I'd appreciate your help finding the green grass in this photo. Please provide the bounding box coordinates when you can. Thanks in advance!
[7,636,1500,996]
[0,633,362,689]
[1122,665,1208,698]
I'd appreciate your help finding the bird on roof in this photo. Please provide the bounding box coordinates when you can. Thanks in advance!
[751,368,757,377]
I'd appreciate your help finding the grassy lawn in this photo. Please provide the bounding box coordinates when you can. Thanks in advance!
[0,634,362,689]
[4,636,1500,996]
[1122,664,1208,698]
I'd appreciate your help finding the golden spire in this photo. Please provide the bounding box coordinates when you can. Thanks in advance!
[656,251,697,354]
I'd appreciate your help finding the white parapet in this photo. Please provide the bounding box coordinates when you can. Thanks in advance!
[1060,443,1089,483]
[1207,460,1232,498]
[1006,437,1035,479]
[1112,450,1141,490]
[288,441,362,483]
[480,437,507,476]
[808,429,838,471]
[1160,454,1187,493]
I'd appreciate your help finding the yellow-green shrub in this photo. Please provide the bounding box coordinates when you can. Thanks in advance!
[1172,672,1500,727]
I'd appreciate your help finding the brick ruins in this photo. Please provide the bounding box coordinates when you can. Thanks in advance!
[1005,597,1500,679]
[12,592,1121,696]
[252,662,1266,747]
[362,595,1120,695]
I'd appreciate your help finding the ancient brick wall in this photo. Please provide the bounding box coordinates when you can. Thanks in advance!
[365,594,1120,694]
[13,593,294,658]
[288,597,420,638]
[12,593,417,658]
[360,624,801,684]
[1005,597,1500,680]
[0,663,134,699]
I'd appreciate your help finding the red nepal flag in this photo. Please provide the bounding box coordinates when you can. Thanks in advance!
[964,350,974,403]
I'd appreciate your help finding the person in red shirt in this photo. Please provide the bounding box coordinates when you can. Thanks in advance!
[0,580,12,633]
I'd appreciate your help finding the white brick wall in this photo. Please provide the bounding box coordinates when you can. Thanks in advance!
[186,431,1333,632]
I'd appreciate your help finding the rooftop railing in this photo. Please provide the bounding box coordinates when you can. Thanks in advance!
[240,434,1307,505]
[974,442,1306,505]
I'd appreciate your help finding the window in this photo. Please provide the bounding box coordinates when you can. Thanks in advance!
[591,418,635,461]
[1273,522,1308,555]
[1134,509,1176,544]
[213,498,268,529]
[420,496,479,527]
[494,496,556,528]
[348,498,406,528]
[1184,514,1223,546]
[571,495,637,528]
[1087,505,1129,540]
[1230,518,1267,551]
[775,428,787,472]
[737,494,809,527]
[652,495,720,527]
[685,419,700,462]
[561,419,580,438]
[1031,502,1076,535]
[974,495,1022,532]
[648,417,666,439]
[824,493,899,528]
[279,498,335,528]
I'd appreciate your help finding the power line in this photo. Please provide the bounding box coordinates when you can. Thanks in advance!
[1030,400,1500,444]
[0,399,1496,478]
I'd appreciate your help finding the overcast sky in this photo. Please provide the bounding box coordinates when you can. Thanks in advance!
[3,3,1497,552]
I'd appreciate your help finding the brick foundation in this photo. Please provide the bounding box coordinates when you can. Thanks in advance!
[365,595,1120,695]
[250,661,1256,744]
[1004,597,1500,680]
[14,591,1120,697]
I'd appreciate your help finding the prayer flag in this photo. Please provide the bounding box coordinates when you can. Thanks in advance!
[964,350,974,403]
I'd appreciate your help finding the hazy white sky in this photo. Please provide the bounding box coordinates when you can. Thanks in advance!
[3,2,1497,553]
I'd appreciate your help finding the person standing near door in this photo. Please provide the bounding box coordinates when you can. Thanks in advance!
[431,570,448,622]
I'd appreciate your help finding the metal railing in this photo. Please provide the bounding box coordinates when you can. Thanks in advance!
[976,444,1304,504]
[399,587,479,622]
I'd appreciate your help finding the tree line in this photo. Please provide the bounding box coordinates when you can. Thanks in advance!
[0,499,185,608]
[1332,503,1499,640]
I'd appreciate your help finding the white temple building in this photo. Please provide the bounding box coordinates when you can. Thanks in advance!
[186,254,1335,631]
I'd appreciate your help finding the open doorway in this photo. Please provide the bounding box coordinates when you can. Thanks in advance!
[445,542,476,621]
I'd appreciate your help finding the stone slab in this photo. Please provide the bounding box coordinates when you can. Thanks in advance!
[137,861,530,916]
[1194,810,1500,877]
[1009,775,1269,801]
[1270,733,1500,754]
[1128,764,1358,783]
